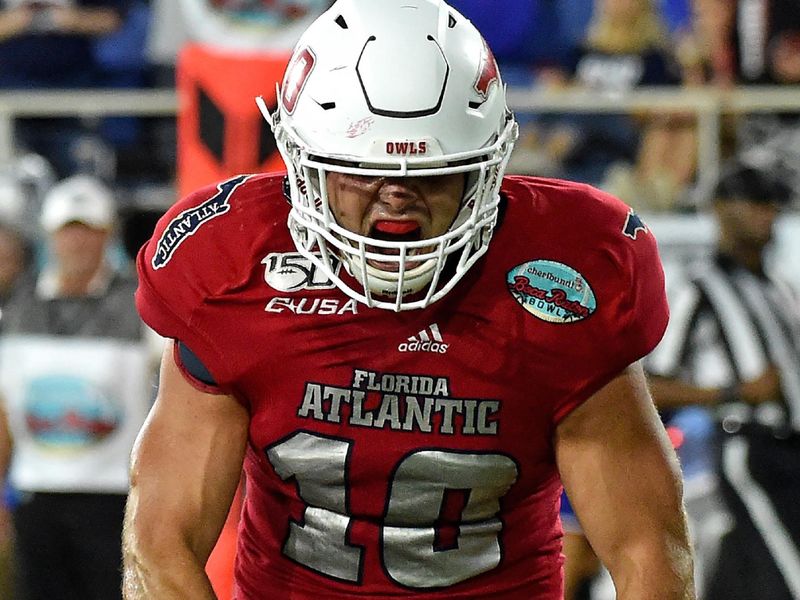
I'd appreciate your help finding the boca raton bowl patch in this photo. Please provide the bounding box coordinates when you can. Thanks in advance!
[507,260,596,323]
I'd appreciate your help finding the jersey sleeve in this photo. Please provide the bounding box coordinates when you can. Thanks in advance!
[550,189,670,423]
[135,175,256,392]
[606,207,670,367]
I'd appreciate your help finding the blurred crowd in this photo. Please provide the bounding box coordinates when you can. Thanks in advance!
[0,0,798,217]
[0,1,799,599]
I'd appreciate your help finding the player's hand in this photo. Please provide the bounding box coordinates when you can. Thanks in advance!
[739,366,782,405]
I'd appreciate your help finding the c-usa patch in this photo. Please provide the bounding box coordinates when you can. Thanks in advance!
[151,175,250,270]
[507,260,596,323]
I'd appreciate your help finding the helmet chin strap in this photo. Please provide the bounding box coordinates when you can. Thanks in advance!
[348,256,439,298]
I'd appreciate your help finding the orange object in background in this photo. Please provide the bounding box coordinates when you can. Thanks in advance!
[205,480,244,600]
[177,44,289,597]
[176,44,290,199]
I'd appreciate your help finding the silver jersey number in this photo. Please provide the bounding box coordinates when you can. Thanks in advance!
[266,432,519,588]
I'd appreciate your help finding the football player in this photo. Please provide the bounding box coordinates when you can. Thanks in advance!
[122,1,695,598]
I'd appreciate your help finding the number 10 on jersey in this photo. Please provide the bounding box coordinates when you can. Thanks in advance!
[266,431,519,588]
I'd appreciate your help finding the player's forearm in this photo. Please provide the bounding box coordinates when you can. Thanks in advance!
[595,422,696,599]
[607,525,696,599]
[122,537,217,600]
[122,494,218,600]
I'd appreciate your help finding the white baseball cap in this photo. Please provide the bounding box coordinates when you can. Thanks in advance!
[40,175,116,233]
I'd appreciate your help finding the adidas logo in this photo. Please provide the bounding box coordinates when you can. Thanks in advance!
[398,323,449,354]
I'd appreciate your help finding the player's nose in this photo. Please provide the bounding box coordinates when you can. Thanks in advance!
[376,179,421,212]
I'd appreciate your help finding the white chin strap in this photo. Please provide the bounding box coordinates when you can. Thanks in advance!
[348,256,438,298]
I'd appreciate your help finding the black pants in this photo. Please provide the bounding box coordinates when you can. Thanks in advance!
[706,431,800,600]
[12,492,126,600]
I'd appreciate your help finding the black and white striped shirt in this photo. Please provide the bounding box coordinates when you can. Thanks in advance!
[647,254,800,436]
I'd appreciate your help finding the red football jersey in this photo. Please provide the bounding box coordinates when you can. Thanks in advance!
[136,173,668,599]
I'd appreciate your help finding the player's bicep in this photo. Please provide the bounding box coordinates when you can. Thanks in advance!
[127,340,249,561]
[554,363,687,573]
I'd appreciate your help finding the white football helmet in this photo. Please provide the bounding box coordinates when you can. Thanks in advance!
[258,0,517,311]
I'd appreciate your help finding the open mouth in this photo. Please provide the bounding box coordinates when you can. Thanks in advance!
[366,220,425,271]
[371,220,422,242]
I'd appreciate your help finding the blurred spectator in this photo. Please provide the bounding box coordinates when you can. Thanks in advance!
[0,1,125,87]
[0,0,133,178]
[673,0,737,87]
[676,0,794,153]
[647,161,800,600]
[732,0,800,84]
[0,174,156,600]
[0,215,30,315]
[147,0,331,65]
[666,0,740,208]
[0,153,56,256]
[0,176,31,600]
[675,0,800,86]
[660,0,692,33]
[734,27,800,207]
[585,0,697,211]
[577,0,673,81]
[449,0,567,86]
[511,0,693,212]
[0,178,32,321]
[93,0,153,165]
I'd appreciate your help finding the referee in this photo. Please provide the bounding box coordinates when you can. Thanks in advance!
[647,161,800,600]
